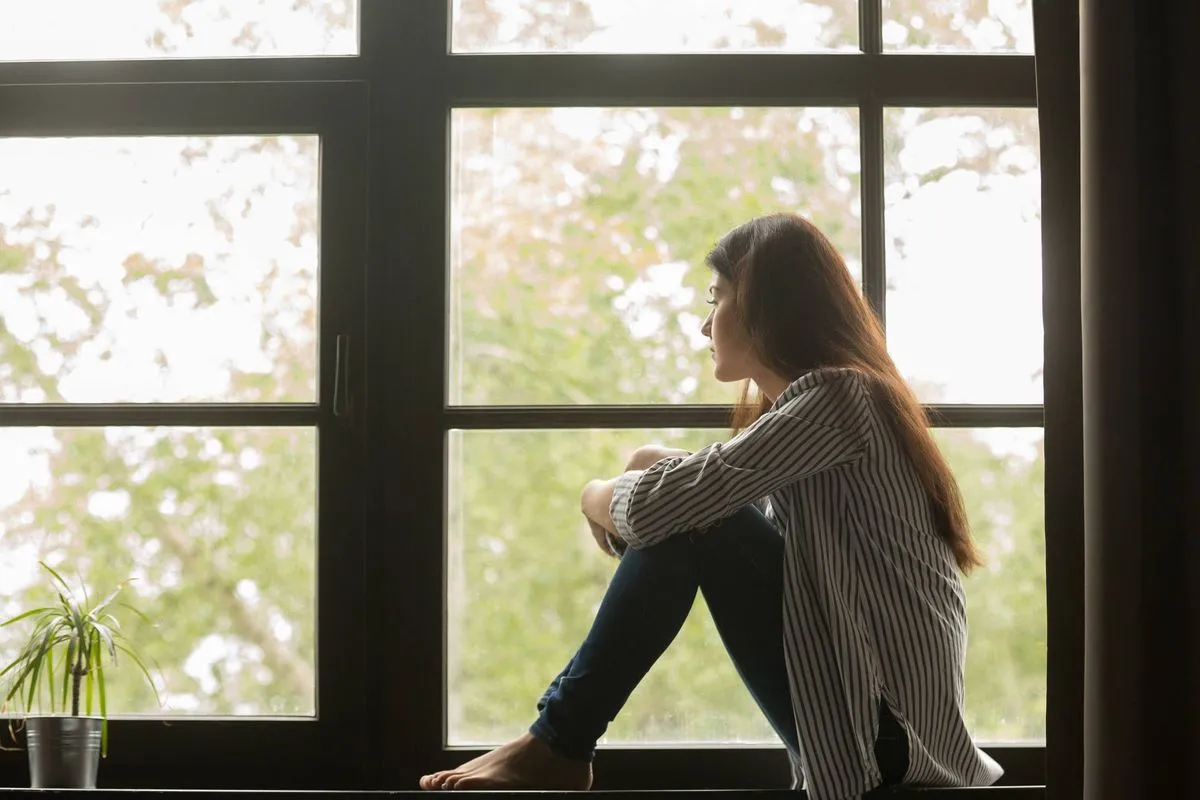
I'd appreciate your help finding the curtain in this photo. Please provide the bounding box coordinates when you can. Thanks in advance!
[1078,1,1200,798]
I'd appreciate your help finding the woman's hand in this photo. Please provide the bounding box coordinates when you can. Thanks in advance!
[580,478,617,530]
[579,448,688,557]
[581,478,623,557]
[586,517,625,558]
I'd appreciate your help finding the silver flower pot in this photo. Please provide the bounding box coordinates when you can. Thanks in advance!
[26,716,103,788]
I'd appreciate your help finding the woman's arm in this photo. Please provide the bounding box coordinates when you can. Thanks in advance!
[580,445,693,533]
[610,369,873,550]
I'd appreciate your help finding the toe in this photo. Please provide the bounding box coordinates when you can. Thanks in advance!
[420,771,452,790]
[454,774,515,791]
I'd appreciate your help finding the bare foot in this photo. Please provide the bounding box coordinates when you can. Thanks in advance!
[418,747,501,791]
[418,732,592,791]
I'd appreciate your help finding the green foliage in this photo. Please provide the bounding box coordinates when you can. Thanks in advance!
[0,562,159,755]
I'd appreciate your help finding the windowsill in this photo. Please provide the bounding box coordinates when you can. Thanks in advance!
[0,788,1047,798]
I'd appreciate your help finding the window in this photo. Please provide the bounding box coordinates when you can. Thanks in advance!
[445,101,1046,750]
[436,0,1045,787]
[0,82,366,785]
[0,0,1060,791]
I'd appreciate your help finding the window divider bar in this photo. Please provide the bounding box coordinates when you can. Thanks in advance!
[439,53,1035,107]
[861,0,884,56]
[0,57,365,88]
[0,403,323,427]
[442,404,1044,430]
[860,95,887,326]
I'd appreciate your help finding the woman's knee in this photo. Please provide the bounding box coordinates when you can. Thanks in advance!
[624,445,690,472]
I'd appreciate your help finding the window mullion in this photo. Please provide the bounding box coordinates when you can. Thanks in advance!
[860,96,887,327]
[860,0,884,56]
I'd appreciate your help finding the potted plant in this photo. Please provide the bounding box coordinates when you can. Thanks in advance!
[1,560,160,788]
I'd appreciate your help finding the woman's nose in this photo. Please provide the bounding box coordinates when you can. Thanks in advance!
[701,310,713,337]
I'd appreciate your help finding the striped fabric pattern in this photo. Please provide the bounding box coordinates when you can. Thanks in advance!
[610,367,1003,800]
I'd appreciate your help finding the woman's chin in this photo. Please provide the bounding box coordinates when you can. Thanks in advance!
[711,366,736,383]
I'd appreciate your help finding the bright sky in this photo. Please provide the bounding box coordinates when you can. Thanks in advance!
[0,0,1040,711]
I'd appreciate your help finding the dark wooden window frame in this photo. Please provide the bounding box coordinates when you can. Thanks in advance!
[0,0,1081,792]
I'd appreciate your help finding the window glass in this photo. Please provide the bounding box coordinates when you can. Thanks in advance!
[450,106,861,406]
[882,0,1034,52]
[0,135,320,404]
[0,426,317,716]
[885,107,1042,404]
[452,0,857,53]
[0,0,358,61]
[446,425,1045,745]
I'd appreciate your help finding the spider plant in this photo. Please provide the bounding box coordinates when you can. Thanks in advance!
[0,560,160,756]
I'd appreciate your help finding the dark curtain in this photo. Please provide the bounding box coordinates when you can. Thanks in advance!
[1034,1,1199,797]
[1077,1,1200,798]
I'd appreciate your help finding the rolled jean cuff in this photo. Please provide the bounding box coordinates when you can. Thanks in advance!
[528,717,596,763]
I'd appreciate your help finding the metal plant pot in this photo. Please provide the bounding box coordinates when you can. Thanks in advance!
[26,715,103,789]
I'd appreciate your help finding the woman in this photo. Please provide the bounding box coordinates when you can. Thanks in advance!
[420,213,1003,798]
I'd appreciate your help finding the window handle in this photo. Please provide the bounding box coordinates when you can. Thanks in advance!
[334,334,353,424]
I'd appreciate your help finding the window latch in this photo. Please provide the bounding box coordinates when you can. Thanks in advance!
[334,333,353,425]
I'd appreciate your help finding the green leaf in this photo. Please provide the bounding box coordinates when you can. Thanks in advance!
[24,637,45,712]
[11,623,60,712]
[0,607,55,629]
[115,644,161,708]
[60,634,73,714]
[85,630,97,717]
[46,645,56,711]
[115,602,152,626]
[88,583,128,620]
[57,592,83,633]
[39,561,75,600]
[88,620,117,661]
[93,641,108,757]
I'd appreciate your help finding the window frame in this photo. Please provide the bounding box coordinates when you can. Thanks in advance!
[0,80,370,787]
[372,0,1050,791]
[0,0,1078,791]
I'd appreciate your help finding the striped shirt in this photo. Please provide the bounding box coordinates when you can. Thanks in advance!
[610,367,1003,800]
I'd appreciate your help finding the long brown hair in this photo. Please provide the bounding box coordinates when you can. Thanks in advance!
[706,213,983,573]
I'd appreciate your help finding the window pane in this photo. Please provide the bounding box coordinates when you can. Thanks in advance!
[0,426,316,716]
[0,0,358,61]
[0,136,320,404]
[884,108,1041,404]
[446,427,776,745]
[447,425,1046,745]
[882,0,1033,52]
[452,0,857,53]
[936,427,1045,743]
[450,107,861,406]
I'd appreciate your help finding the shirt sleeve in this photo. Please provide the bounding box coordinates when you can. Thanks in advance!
[610,369,873,549]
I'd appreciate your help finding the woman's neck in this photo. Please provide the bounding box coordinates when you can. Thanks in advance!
[755,372,791,405]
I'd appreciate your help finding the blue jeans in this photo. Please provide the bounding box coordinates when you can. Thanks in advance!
[528,505,908,787]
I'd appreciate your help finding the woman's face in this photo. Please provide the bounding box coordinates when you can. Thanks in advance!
[701,272,758,383]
